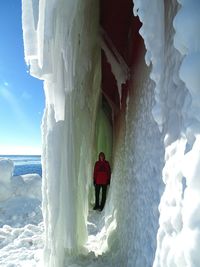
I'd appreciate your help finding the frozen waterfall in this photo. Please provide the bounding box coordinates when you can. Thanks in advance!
[22,0,200,266]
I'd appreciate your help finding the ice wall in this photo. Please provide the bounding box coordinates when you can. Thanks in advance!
[22,0,101,266]
[102,45,164,266]
[133,0,165,129]
[133,0,200,266]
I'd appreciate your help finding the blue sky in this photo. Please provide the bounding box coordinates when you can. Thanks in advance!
[0,1,44,155]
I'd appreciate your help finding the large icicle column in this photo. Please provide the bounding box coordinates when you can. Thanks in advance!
[131,0,200,266]
[22,0,100,266]
[152,1,200,266]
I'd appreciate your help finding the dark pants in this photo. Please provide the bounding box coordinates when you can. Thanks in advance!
[94,184,107,210]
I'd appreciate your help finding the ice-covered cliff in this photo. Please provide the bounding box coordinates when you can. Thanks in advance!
[22,0,200,266]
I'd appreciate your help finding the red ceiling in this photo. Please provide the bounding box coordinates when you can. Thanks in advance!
[100,0,142,110]
[100,0,133,64]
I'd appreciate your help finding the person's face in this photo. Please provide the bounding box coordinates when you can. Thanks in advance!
[100,155,104,161]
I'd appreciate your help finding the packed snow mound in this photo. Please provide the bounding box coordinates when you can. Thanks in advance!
[0,159,43,266]
[11,173,42,201]
[0,158,14,184]
[0,158,14,202]
[0,158,42,227]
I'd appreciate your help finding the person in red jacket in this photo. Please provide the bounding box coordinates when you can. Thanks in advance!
[93,152,111,211]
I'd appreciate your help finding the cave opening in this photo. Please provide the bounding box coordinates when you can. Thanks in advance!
[88,0,145,252]
[86,0,162,263]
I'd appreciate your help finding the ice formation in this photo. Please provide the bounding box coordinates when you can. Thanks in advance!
[153,1,200,267]
[23,1,101,266]
[100,29,130,104]
[0,158,13,201]
[22,0,200,267]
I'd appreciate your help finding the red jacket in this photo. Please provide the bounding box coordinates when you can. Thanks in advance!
[93,160,111,185]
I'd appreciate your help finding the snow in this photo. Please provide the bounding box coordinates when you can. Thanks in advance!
[0,164,42,228]
[0,223,43,267]
[0,158,14,201]
[0,159,13,184]
[21,0,200,267]
[0,158,43,266]
[149,0,200,266]
[133,0,165,129]
[173,0,200,56]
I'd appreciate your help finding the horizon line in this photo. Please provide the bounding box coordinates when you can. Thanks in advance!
[0,154,41,157]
